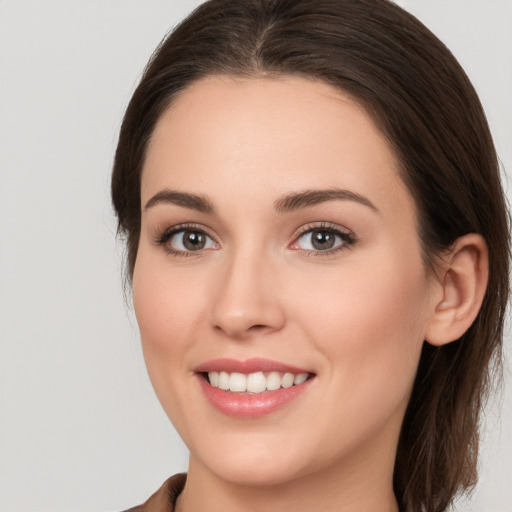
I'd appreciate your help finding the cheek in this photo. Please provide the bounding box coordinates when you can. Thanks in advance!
[132,251,202,378]
[293,251,430,399]
[131,252,212,434]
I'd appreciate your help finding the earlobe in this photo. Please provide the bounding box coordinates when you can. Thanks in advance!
[425,234,489,347]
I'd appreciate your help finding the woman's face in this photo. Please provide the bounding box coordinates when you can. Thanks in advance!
[133,76,439,486]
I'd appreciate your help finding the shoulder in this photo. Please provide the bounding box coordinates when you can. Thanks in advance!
[120,473,187,512]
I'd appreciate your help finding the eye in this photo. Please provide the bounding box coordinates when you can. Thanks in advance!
[296,229,342,251]
[157,226,218,255]
[290,224,355,253]
[172,230,216,251]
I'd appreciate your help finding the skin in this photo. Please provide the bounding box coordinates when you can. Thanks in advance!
[133,75,448,512]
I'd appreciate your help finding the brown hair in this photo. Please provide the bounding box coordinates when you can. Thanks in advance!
[111,1,510,510]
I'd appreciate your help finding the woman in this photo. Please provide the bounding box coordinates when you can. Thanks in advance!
[111,1,509,511]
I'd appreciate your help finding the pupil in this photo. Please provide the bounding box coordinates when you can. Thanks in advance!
[183,231,205,250]
[312,230,335,250]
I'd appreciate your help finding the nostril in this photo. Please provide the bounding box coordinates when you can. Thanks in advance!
[211,298,286,338]
[213,321,279,339]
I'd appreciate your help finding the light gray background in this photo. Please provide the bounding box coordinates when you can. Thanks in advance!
[0,1,511,511]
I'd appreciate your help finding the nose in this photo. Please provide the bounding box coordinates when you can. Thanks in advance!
[210,251,286,340]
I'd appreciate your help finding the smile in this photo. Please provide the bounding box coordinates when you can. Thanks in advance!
[195,358,315,418]
[207,371,309,394]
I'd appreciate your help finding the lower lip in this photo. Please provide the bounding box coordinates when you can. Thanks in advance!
[197,375,314,418]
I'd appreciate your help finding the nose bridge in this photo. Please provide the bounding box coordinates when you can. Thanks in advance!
[211,242,284,339]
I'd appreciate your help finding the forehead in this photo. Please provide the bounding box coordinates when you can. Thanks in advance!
[142,75,413,219]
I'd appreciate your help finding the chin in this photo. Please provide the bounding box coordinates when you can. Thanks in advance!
[189,431,314,487]
[204,457,307,488]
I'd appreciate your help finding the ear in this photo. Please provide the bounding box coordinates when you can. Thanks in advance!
[425,234,489,347]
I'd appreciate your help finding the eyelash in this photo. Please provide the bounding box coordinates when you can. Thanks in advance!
[290,222,357,256]
[155,223,218,257]
[154,222,357,257]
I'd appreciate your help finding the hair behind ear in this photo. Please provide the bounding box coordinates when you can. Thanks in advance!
[395,230,505,512]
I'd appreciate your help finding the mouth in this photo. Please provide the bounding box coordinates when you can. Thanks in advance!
[204,370,311,394]
[194,358,316,418]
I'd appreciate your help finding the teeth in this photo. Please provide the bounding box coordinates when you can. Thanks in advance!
[294,373,308,385]
[209,371,220,387]
[247,372,266,393]
[218,371,230,390]
[266,371,281,391]
[229,372,247,392]
[281,372,294,388]
[207,370,310,393]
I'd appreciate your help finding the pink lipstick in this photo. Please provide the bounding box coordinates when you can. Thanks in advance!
[195,358,314,418]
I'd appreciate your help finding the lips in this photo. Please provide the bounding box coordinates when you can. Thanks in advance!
[194,358,315,418]
[194,357,313,374]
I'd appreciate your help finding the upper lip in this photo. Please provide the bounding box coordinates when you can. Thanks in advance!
[194,358,313,375]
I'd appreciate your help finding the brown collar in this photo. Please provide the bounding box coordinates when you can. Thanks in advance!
[122,473,187,512]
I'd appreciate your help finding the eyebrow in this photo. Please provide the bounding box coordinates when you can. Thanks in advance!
[144,189,214,213]
[274,188,379,213]
[144,187,378,214]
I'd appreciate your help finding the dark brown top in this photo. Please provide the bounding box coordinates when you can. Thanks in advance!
[122,473,187,512]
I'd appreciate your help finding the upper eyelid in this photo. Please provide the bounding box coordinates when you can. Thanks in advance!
[292,221,355,239]
[161,222,216,237]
